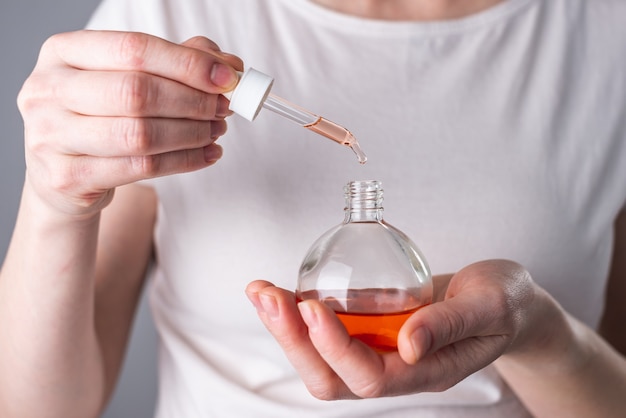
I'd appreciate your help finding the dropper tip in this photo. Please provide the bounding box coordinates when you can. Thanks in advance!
[342,131,367,164]
[350,141,368,164]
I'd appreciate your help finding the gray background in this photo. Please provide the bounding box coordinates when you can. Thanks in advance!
[0,1,158,417]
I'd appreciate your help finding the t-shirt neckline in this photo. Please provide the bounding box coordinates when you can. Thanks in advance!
[276,0,536,38]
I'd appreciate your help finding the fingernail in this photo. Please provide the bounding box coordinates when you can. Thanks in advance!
[260,293,279,321]
[410,327,432,361]
[297,301,318,332]
[210,62,238,89]
[204,144,222,162]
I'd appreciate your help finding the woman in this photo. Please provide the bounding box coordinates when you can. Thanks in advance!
[1,0,625,416]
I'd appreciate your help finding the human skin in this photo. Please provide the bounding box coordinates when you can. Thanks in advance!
[246,243,626,416]
[1,1,625,417]
[0,32,242,417]
[243,4,626,415]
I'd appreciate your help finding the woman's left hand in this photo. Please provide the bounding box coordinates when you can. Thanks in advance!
[246,259,556,399]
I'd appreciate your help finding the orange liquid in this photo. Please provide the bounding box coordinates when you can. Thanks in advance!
[336,308,419,352]
[305,117,367,164]
[297,288,427,352]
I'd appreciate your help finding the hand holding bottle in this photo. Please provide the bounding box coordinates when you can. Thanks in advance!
[246,259,570,399]
[18,30,243,218]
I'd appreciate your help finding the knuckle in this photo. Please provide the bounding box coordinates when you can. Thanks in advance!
[117,118,153,154]
[24,127,53,157]
[307,388,331,401]
[178,49,205,80]
[493,289,512,317]
[38,32,65,60]
[193,93,216,119]
[47,160,81,196]
[117,32,150,69]
[129,154,161,178]
[16,80,37,114]
[443,308,467,343]
[352,379,385,399]
[306,380,345,401]
[433,354,462,391]
[41,33,60,50]
[185,121,212,149]
[271,323,310,353]
[120,72,152,115]
[17,74,53,115]
[429,377,456,393]
[483,284,518,330]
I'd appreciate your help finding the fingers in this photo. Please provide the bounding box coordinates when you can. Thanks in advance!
[299,299,500,397]
[246,282,499,398]
[18,30,243,215]
[27,144,222,201]
[39,31,239,93]
[47,115,226,157]
[248,263,536,399]
[297,299,397,398]
[245,281,356,400]
[84,116,222,157]
[55,69,227,119]
[23,64,232,121]
[246,281,423,399]
[300,290,508,396]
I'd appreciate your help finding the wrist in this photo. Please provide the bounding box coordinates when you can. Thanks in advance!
[497,285,588,375]
[22,174,110,226]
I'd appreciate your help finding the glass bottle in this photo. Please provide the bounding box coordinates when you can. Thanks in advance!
[296,180,432,352]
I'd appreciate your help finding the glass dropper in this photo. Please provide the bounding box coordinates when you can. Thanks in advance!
[262,94,367,164]
[225,68,367,164]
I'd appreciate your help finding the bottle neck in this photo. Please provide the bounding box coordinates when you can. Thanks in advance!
[344,180,384,223]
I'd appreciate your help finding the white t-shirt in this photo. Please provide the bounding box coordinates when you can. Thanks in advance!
[87,0,626,416]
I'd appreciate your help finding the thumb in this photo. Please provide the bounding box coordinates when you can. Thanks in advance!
[397,291,505,365]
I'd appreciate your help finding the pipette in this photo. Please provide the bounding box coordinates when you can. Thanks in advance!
[224,68,367,164]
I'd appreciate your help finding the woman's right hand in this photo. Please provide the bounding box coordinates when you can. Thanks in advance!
[18,30,243,218]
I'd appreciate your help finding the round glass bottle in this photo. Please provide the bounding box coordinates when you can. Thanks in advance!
[296,180,432,352]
